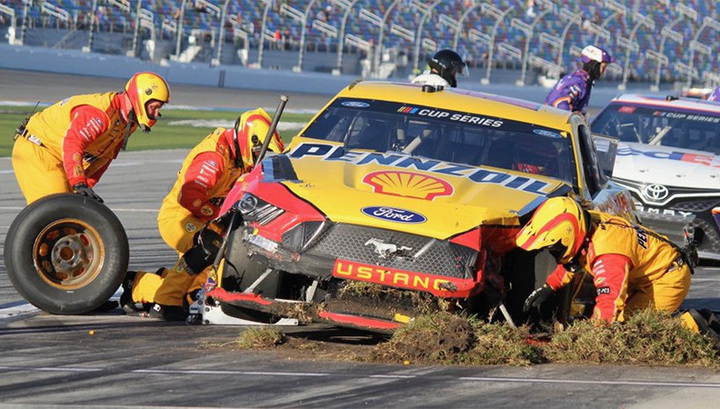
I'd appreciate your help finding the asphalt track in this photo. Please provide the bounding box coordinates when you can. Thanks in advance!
[1,70,720,408]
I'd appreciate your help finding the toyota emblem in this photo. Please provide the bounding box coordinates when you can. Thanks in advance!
[642,184,669,202]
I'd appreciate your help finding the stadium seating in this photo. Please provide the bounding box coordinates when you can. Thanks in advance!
[1,0,718,82]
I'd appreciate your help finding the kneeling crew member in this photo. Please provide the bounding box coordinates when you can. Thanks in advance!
[124,108,285,320]
[516,197,692,324]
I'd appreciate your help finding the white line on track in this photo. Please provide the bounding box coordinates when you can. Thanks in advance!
[110,160,183,166]
[0,366,103,373]
[0,302,40,320]
[459,376,720,389]
[2,365,720,389]
[0,206,156,212]
[369,374,417,379]
[133,369,329,377]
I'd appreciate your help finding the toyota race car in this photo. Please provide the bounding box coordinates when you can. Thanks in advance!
[591,94,720,261]
[200,81,636,330]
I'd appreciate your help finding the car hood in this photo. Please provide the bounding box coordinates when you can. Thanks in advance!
[614,142,720,189]
[270,142,569,239]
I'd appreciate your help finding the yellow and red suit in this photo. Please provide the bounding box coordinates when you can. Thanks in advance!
[544,211,690,322]
[12,92,136,204]
[132,127,243,307]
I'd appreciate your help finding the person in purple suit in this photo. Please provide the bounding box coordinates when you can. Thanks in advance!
[544,45,615,115]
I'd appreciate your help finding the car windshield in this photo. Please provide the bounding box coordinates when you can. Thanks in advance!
[591,103,720,155]
[301,97,577,184]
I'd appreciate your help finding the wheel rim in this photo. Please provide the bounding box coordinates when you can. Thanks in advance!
[33,218,105,290]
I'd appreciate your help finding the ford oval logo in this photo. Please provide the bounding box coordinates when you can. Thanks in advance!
[361,206,427,224]
[533,129,562,138]
[341,101,370,108]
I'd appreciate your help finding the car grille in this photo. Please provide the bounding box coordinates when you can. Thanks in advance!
[614,178,720,209]
[691,217,720,258]
[298,223,477,279]
[669,198,720,213]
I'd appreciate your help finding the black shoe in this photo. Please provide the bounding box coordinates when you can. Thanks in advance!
[147,303,187,321]
[688,309,719,338]
[120,271,138,314]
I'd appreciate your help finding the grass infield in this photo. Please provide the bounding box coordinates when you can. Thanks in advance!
[0,105,313,157]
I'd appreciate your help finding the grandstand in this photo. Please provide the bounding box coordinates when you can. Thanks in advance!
[1,0,718,87]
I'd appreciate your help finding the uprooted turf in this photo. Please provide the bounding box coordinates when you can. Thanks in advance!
[235,327,286,349]
[544,309,720,366]
[233,309,720,367]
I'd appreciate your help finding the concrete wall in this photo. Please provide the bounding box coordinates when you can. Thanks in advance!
[0,42,659,108]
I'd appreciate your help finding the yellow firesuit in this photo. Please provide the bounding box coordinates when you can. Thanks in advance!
[12,92,135,204]
[547,212,690,322]
[132,128,243,307]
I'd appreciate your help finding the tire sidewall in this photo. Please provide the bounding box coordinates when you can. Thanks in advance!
[4,194,129,314]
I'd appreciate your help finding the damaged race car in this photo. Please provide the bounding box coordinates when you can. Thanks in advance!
[195,80,636,331]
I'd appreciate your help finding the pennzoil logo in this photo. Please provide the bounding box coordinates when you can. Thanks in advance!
[333,259,457,293]
[362,170,453,200]
[289,143,553,195]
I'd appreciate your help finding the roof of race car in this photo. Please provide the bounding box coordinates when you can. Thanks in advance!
[609,94,720,114]
[333,81,574,130]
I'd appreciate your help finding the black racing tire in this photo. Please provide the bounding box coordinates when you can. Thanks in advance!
[221,228,280,297]
[503,248,561,325]
[219,227,288,323]
[4,193,129,314]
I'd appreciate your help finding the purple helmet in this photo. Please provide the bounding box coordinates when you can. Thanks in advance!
[580,45,615,64]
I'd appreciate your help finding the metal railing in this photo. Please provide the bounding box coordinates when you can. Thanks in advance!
[2,0,720,88]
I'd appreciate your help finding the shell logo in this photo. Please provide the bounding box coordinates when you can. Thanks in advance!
[362,170,454,200]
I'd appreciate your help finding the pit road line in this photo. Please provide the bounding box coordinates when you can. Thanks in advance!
[2,365,720,389]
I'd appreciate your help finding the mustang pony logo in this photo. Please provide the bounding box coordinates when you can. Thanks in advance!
[362,170,453,200]
[364,238,413,259]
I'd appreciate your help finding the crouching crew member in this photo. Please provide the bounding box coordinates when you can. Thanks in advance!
[123,108,285,320]
[515,197,712,334]
[12,72,170,204]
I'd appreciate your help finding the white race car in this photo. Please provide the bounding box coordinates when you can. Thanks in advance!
[591,94,720,260]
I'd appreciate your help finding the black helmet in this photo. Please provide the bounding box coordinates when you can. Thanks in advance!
[428,49,467,88]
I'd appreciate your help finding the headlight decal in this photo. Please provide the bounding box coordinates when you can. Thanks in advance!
[236,193,285,225]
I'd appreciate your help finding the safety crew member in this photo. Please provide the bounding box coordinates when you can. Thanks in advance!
[12,72,170,204]
[122,108,285,320]
[516,197,693,324]
[544,45,614,115]
[411,49,469,88]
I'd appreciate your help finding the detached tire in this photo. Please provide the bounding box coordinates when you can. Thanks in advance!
[4,194,129,314]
